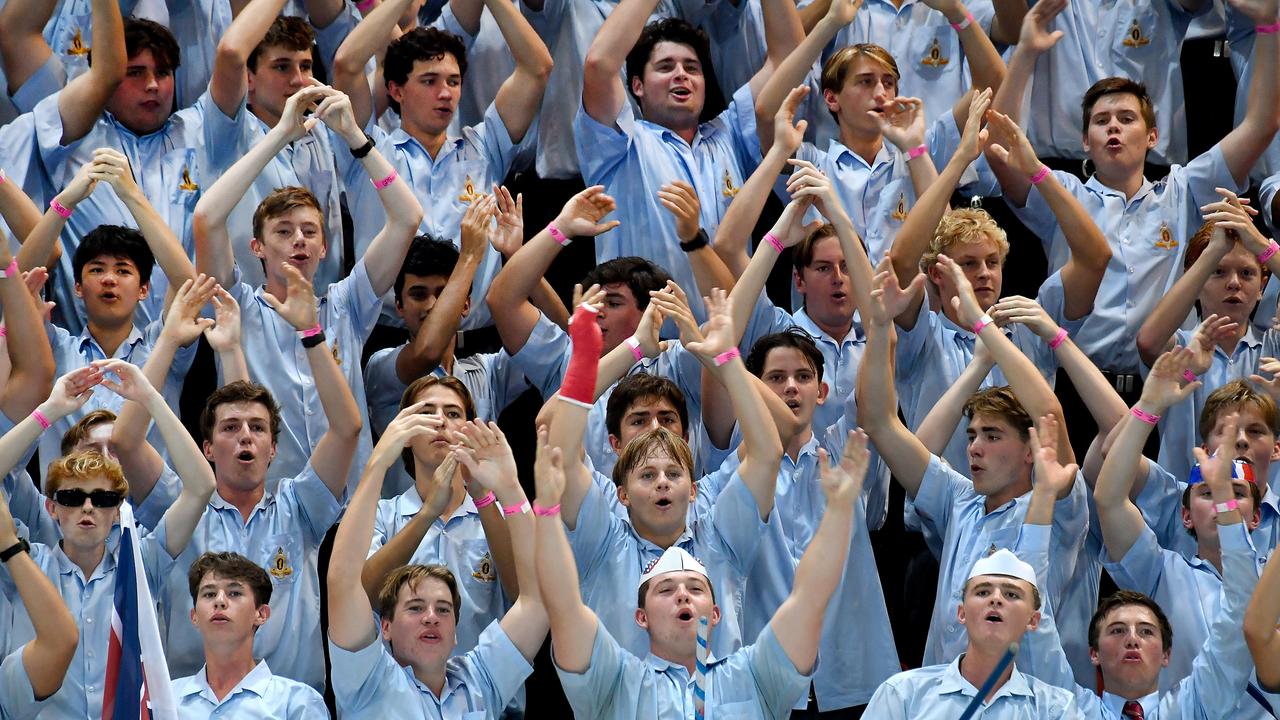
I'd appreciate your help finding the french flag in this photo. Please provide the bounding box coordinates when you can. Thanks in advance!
[102,503,177,720]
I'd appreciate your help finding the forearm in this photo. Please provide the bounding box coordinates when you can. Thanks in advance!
[976,324,1063,430]
[1056,337,1126,436]
[714,357,782,514]
[0,179,41,244]
[0,416,46,477]
[1024,482,1056,526]
[891,156,967,283]
[487,0,552,79]
[16,205,70,272]
[687,246,736,299]
[728,244,779,341]
[477,502,519,597]
[143,390,214,509]
[214,0,290,101]
[120,189,195,285]
[336,0,413,72]
[829,211,876,309]
[531,279,569,329]
[548,399,593,524]
[1136,257,1216,364]
[754,19,839,151]
[760,0,805,68]
[1093,415,1152,509]
[1036,177,1110,272]
[215,344,250,385]
[916,354,992,455]
[57,0,126,143]
[328,466,386,648]
[797,0,832,33]
[396,255,481,382]
[362,511,434,602]
[487,232,560,317]
[593,343,639,399]
[0,252,54,417]
[584,0,663,78]
[534,513,594,671]
[307,341,362,438]
[360,148,421,236]
[6,550,77,698]
[715,146,791,277]
[952,3,1006,93]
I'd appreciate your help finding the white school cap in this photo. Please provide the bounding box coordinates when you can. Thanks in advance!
[639,547,710,589]
[967,548,1038,588]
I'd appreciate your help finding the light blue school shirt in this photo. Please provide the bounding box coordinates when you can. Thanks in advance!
[370,488,508,656]
[559,620,810,720]
[0,108,51,253]
[1019,0,1205,165]
[364,345,531,498]
[172,659,328,719]
[1153,326,1280,483]
[863,653,1080,719]
[0,53,65,127]
[1019,522,1266,720]
[0,531,165,720]
[1009,144,1242,373]
[508,310,704,477]
[227,261,378,493]
[567,473,765,661]
[32,90,208,334]
[895,272,1070,477]
[329,619,532,718]
[344,101,515,330]
[1105,522,1266,696]
[574,84,759,322]
[153,463,342,691]
[914,455,1088,667]
[0,644,48,720]
[200,97,345,293]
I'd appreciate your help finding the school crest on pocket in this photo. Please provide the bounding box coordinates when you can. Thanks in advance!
[471,552,497,583]
[921,38,950,67]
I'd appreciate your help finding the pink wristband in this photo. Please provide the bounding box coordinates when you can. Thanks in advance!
[1182,370,1198,384]
[0,169,6,185]
[907,144,929,161]
[300,324,323,338]
[49,198,72,219]
[1048,327,1068,349]
[547,222,571,246]
[713,347,741,367]
[0,257,17,279]
[973,314,994,335]
[1214,498,1239,513]
[355,0,376,11]
[502,500,531,517]
[533,502,561,517]
[1259,240,1279,264]
[1258,20,1280,34]
[950,10,975,31]
[625,336,644,362]
[0,325,6,338]
[31,410,50,430]
[1131,406,1160,425]
[473,491,497,509]
[371,169,398,190]
[1029,165,1051,185]
[763,232,785,253]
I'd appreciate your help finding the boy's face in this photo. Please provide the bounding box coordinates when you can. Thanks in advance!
[794,235,854,331]
[408,384,469,468]
[190,571,269,641]
[204,401,276,491]
[1082,92,1157,177]
[824,56,899,137]
[251,205,327,285]
[1202,407,1280,483]
[618,447,695,542]
[1090,604,1169,694]
[636,570,719,656]
[928,237,1003,311]
[397,272,461,337]
[1198,243,1264,326]
[45,475,122,553]
[391,54,463,137]
[106,49,176,135]
[610,396,686,452]
[759,346,828,427]
[1182,478,1261,538]
[595,283,646,354]
[247,44,314,122]
[966,412,1033,501]
[631,41,706,133]
[958,575,1039,649]
[76,255,149,326]
[381,577,459,670]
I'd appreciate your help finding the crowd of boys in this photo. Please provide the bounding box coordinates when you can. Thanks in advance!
[4,0,1280,718]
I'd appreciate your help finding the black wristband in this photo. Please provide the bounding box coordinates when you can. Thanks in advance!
[349,133,376,159]
[0,538,29,563]
[301,330,327,349]
[680,228,710,253]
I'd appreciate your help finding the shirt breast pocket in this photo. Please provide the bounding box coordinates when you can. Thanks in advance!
[258,533,302,588]
[915,27,958,80]
[162,148,201,216]
[1110,9,1160,63]
[715,699,761,718]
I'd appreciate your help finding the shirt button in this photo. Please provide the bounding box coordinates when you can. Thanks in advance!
[85,617,92,624]
[1127,266,1135,274]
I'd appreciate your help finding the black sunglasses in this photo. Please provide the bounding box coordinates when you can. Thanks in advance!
[53,489,125,509]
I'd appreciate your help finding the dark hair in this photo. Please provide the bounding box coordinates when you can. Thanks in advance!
[1081,78,1156,135]
[963,386,1033,443]
[624,19,713,107]
[637,571,716,610]
[580,257,673,312]
[605,373,688,439]
[398,375,476,474]
[72,225,155,285]
[1088,590,1172,652]
[124,17,180,71]
[187,551,273,607]
[1180,478,1262,518]
[395,235,458,305]
[746,330,825,380]
[379,564,461,620]
[60,409,117,456]
[199,381,282,445]
[247,15,316,73]
[384,28,468,116]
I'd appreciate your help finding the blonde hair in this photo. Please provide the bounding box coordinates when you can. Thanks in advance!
[820,43,899,96]
[611,427,695,487]
[45,449,128,495]
[920,207,1010,276]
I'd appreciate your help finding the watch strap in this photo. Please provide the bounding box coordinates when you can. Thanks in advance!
[0,538,29,563]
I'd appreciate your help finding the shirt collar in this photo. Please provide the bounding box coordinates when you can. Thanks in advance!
[792,308,865,345]
[186,659,274,703]
[828,138,894,172]
[210,487,276,519]
[1101,690,1158,718]
[784,435,823,472]
[396,484,477,522]
[54,529,119,581]
[389,126,464,164]
[1083,173,1157,206]
[935,653,1034,700]
[634,117,717,149]
[77,324,147,360]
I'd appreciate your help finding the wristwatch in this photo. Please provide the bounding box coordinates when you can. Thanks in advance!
[0,538,29,563]
[350,132,376,159]
[680,228,710,253]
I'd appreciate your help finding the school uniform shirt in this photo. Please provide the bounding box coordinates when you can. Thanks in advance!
[227,261,379,493]
[914,455,1089,667]
[574,84,759,323]
[0,104,52,248]
[329,619,532,718]
[1019,522,1268,720]
[343,101,515,330]
[172,660,328,719]
[1009,144,1244,373]
[863,654,1080,719]
[0,53,65,127]
[557,621,810,720]
[0,532,166,720]
[566,473,765,661]
[1020,0,1207,165]
[153,463,342,691]
[0,645,48,720]
[364,346,531,498]
[32,90,208,335]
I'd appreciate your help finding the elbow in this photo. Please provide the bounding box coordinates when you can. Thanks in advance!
[528,52,554,86]
[582,52,616,90]
[1134,328,1162,367]
[332,45,367,82]
[214,40,248,76]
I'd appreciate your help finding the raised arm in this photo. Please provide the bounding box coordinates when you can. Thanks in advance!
[211,0,291,116]
[989,0,1030,45]
[1220,0,1280,186]
[0,368,103,478]
[487,0,554,144]
[547,295,606,529]
[94,149,196,287]
[0,493,77,701]
[789,159,877,310]
[1137,234,1233,366]
[0,170,42,247]
[204,287,250,384]
[985,111,1110,319]
[916,339,994,455]
[0,244,54,422]
[360,456,459,602]
[328,405,439,651]
[533,426,599,673]
[0,0,58,97]
[54,0,128,144]
[726,198,810,344]
[1246,550,1280,691]
[96,358,216,558]
[581,0,664,126]
[488,185,569,328]
[17,161,99,272]
[660,182,736,297]
[769,431,868,673]
[332,0,413,128]
[265,263,363,498]
[923,0,1007,124]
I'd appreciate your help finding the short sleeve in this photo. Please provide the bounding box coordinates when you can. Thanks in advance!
[747,624,812,717]
[364,346,409,435]
[895,301,939,376]
[1037,271,1086,328]
[1133,459,1187,550]
[0,646,41,720]
[474,101,517,183]
[457,620,535,711]
[508,312,571,397]
[564,481,627,580]
[324,260,383,342]
[912,455,970,537]
[573,103,633,185]
[278,464,343,544]
[555,621,630,718]
[200,94,251,176]
[328,636,400,713]
[32,91,77,186]
[722,84,761,164]
[132,465,182,533]
[1104,525,1166,596]
[706,474,768,575]
[1008,172,1077,243]
[1174,142,1248,211]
